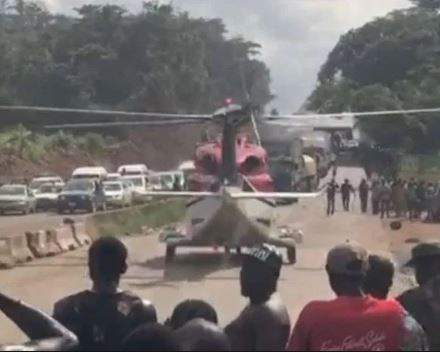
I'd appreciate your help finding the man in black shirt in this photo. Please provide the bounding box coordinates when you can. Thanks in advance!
[53,237,157,351]
[341,179,355,211]
[326,179,339,216]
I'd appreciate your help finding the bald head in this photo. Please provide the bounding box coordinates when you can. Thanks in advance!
[174,319,230,352]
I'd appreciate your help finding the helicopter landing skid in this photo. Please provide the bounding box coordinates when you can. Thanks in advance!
[160,231,297,265]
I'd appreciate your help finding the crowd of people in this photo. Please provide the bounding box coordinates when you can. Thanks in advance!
[326,176,440,222]
[2,236,440,351]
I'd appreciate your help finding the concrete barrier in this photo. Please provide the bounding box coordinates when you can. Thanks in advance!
[45,230,63,256]
[25,231,50,258]
[72,222,91,246]
[0,238,15,269]
[53,226,78,252]
[0,235,33,268]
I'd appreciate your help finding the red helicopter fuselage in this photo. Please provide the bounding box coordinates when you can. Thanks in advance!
[187,134,274,192]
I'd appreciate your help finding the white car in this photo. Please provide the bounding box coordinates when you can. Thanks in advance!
[118,164,149,176]
[29,176,64,195]
[121,175,150,203]
[106,173,122,182]
[103,181,132,208]
[0,184,37,215]
[72,167,108,181]
[35,183,63,211]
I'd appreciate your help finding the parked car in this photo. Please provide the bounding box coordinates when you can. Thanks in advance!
[34,183,63,211]
[58,179,106,214]
[106,173,121,182]
[152,171,184,191]
[29,176,64,195]
[71,167,108,181]
[118,164,149,176]
[103,181,133,208]
[0,184,36,215]
[121,175,150,203]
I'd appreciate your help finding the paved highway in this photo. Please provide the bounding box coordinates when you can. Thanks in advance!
[0,167,421,344]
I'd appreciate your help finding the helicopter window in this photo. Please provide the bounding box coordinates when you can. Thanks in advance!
[241,156,262,174]
[200,155,218,175]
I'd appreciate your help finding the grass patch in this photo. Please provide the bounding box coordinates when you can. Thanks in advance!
[88,200,186,238]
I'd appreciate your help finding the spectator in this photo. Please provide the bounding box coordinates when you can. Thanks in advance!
[359,179,369,213]
[174,318,231,351]
[341,179,355,212]
[364,255,395,299]
[425,183,436,222]
[397,241,440,350]
[416,181,427,219]
[166,300,218,330]
[286,242,427,351]
[379,180,392,219]
[392,180,406,218]
[53,237,157,351]
[225,244,290,351]
[407,181,418,220]
[371,180,380,215]
[122,323,180,352]
[0,291,78,351]
[326,179,339,216]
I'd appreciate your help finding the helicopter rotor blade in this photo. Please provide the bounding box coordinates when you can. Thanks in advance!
[265,107,440,120]
[45,119,207,129]
[0,105,213,121]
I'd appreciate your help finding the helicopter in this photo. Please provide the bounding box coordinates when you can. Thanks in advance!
[1,104,440,264]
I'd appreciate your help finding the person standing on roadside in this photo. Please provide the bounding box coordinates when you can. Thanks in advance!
[371,180,380,215]
[326,179,339,216]
[225,244,291,351]
[341,179,355,211]
[397,241,440,351]
[53,237,157,351]
[379,180,392,219]
[286,242,428,351]
[359,179,369,213]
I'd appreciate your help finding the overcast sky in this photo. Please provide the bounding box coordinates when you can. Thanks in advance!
[45,0,411,112]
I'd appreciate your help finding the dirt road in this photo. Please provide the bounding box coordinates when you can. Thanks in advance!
[0,167,418,344]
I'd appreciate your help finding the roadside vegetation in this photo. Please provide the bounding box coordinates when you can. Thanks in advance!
[0,125,108,163]
[89,200,186,238]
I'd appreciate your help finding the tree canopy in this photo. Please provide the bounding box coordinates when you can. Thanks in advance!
[0,0,272,115]
[306,3,440,153]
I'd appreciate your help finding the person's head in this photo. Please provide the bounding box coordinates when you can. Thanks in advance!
[326,242,369,297]
[122,323,180,352]
[344,179,349,184]
[364,255,395,299]
[88,237,128,286]
[174,319,230,352]
[240,244,283,304]
[167,300,218,330]
[406,241,440,286]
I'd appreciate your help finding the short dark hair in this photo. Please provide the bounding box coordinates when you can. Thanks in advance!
[88,237,128,281]
[328,272,364,296]
[122,323,180,352]
[174,319,230,352]
[364,255,395,299]
[167,300,218,330]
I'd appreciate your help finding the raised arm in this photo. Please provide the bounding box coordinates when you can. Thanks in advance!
[0,292,78,350]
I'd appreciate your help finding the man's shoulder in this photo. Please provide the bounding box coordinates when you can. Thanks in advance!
[55,291,90,308]
[397,287,424,307]
[53,290,92,318]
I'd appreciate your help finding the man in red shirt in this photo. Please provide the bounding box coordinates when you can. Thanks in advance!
[286,242,427,351]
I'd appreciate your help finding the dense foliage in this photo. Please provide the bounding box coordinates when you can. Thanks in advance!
[0,0,272,114]
[306,3,440,153]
